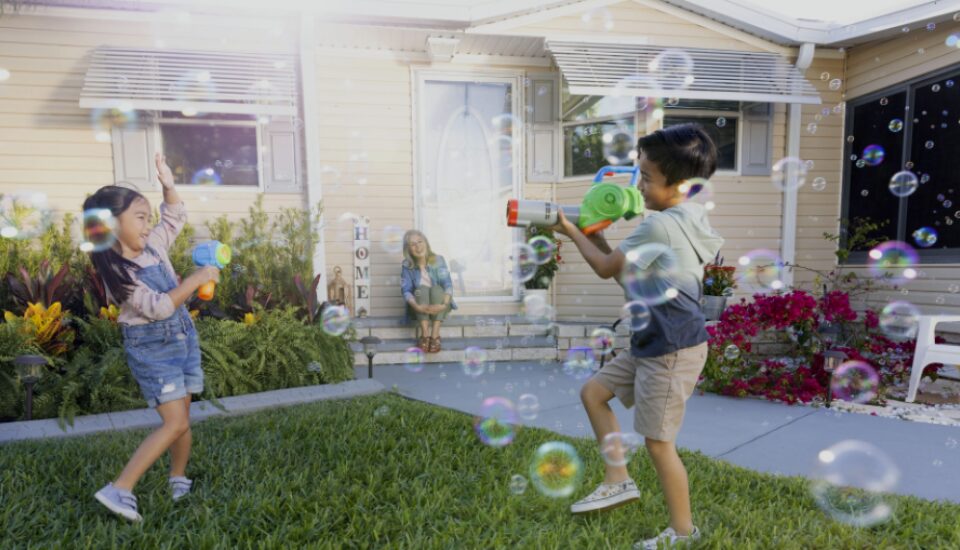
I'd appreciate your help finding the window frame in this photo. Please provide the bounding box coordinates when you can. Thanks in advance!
[153,112,266,192]
[661,108,742,175]
[560,111,637,180]
[841,64,960,265]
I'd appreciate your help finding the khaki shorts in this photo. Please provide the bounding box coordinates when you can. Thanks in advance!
[593,342,708,442]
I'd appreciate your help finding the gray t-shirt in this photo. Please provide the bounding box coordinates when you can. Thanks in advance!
[616,202,724,358]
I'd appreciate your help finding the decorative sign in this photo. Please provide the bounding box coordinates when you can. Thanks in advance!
[353,215,371,318]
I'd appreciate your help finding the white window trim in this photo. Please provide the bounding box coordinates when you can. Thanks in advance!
[412,66,525,303]
[153,113,266,192]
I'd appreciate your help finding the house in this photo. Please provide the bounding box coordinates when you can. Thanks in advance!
[1,0,958,331]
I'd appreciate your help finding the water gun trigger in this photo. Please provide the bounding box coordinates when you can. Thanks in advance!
[582,219,613,235]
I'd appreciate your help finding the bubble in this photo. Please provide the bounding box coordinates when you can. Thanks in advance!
[404,347,425,373]
[621,243,680,305]
[590,327,616,356]
[831,361,880,403]
[462,346,488,378]
[946,437,958,449]
[949,284,960,293]
[373,405,390,418]
[517,393,540,421]
[511,242,538,283]
[0,67,9,81]
[509,474,528,495]
[716,117,726,127]
[523,293,549,322]
[320,305,351,336]
[678,178,715,211]
[580,7,614,31]
[820,72,830,81]
[811,440,899,527]
[601,432,642,467]
[912,226,938,248]
[868,241,918,283]
[879,301,920,340]
[737,249,785,290]
[620,301,651,332]
[649,49,695,90]
[879,97,889,106]
[855,159,866,169]
[562,346,597,380]
[846,135,855,143]
[927,22,937,31]
[828,79,842,91]
[375,225,405,255]
[806,122,818,134]
[812,177,827,191]
[80,208,117,252]
[888,171,918,197]
[861,145,885,166]
[886,118,903,133]
[724,344,741,360]
[925,140,935,150]
[191,167,222,185]
[529,441,584,498]
[949,80,957,88]
[307,361,322,373]
[90,106,137,136]
[932,83,942,93]
[771,157,808,191]
[0,193,53,240]
[474,397,517,447]
[528,235,556,265]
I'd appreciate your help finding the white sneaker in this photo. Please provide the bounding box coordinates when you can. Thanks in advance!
[635,526,701,549]
[94,483,142,522]
[570,479,640,514]
[169,476,193,501]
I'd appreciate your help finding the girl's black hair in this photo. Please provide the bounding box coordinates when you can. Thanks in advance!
[636,123,718,186]
[82,185,146,304]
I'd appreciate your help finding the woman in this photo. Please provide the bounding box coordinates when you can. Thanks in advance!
[400,230,457,353]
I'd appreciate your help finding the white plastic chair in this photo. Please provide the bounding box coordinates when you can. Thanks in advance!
[906,315,960,403]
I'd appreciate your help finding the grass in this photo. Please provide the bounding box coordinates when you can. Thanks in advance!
[2,393,959,549]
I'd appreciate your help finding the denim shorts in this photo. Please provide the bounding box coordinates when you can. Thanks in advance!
[121,315,203,408]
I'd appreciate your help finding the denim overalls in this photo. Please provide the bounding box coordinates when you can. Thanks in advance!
[120,245,203,408]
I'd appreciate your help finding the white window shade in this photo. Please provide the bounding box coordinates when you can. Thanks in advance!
[80,47,298,116]
[547,41,821,105]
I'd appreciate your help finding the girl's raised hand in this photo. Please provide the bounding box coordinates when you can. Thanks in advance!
[155,152,175,189]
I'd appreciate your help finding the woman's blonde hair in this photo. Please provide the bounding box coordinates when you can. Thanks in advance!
[402,229,437,267]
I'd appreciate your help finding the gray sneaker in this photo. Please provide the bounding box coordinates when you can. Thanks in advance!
[635,526,701,549]
[94,483,142,522]
[570,479,640,514]
[169,476,193,501]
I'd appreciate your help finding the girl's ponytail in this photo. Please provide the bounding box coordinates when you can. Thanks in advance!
[83,185,146,304]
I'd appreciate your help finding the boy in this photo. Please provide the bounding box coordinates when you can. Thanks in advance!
[550,124,724,549]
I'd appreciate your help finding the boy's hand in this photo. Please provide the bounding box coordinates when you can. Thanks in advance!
[548,209,579,238]
[155,153,175,189]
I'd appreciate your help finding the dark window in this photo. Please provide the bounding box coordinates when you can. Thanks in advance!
[562,118,635,177]
[160,122,259,187]
[662,115,737,171]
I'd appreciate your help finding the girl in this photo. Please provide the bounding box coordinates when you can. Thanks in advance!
[90,153,220,522]
[400,230,457,353]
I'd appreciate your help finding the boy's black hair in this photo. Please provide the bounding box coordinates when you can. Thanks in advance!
[636,123,718,185]
[82,185,147,304]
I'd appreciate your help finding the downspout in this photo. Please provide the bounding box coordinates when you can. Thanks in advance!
[299,16,328,295]
[781,42,816,288]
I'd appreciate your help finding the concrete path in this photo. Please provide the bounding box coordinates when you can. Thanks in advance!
[356,361,960,504]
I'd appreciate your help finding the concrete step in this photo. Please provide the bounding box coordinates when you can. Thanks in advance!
[353,315,554,339]
[352,335,558,366]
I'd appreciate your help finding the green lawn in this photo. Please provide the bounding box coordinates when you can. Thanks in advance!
[2,393,959,549]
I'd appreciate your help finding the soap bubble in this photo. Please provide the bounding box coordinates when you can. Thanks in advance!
[381,225,405,254]
[601,432,642,467]
[621,300,651,332]
[603,127,637,165]
[474,396,517,447]
[806,122,818,134]
[0,193,53,240]
[716,117,726,127]
[580,7,614,31]
[403,347,425,373]
[509,474,528,495]
[879,301,920,339]
[828,79,842,91]
[868,241,918,283]
[373,405,390,418]
[0,67,9,81]
[862,145,885,166]
[590,327,616,356]
[831,361,880,403]
[724,344,740,360]
[81,208,117,252]
[810,440,899,527]
[90,106,137,137]
[563,346,597,380]
[511,242,538,283]
[528,235,556,265]
[888,171,918,197]
[888,119,903,132]
[772,157,808,191]
[812,177,827,191]
[738,249,785,290]
[649,49,695,90]
[517,393,540,421]
[191,168,222,186]
[529,441,584,498]
[523,293,549,321]
[621,243,680,306]
[462,346,487,378]
[820,72,830,80]
[912,226,938,248]
[320,305,351,336]
[925,140,935,150]
[678,178,715,211]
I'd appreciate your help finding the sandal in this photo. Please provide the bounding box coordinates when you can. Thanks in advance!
[430,337,442,353]
[418,336,430,352]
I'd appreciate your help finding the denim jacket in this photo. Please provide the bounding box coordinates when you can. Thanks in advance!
[400,255,458,318]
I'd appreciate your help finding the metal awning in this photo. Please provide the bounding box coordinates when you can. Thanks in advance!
[80,47,298,116]
[546,40,821,105]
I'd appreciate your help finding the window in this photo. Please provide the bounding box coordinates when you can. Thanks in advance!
[842,67,960,262]
[158,111,261,188]
[663,99,739,171]
[562,92,636,177]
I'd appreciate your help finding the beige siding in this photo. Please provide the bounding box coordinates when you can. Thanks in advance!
[0,14,303,245]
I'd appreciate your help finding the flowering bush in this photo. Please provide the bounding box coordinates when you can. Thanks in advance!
[703,253,737,297]
[524,226,563,290]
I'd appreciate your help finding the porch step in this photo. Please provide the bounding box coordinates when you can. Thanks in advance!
[351,334,558,366]
[352,315,553,340]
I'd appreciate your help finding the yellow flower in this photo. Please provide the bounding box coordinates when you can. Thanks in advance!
[190,309,200,320]
[3,310,16,323]
[99,304,119,322]
[11,302,72,355]
[243,312,257,325]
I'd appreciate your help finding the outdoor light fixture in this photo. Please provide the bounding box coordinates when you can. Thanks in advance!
[360,336,381,379]
[822,349,847,409]
[14,354,46,421]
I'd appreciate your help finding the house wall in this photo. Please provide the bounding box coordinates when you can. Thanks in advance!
[0,12,304,245]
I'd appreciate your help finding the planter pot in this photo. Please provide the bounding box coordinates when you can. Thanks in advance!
[522,288,549,317]
[702,295,727,321]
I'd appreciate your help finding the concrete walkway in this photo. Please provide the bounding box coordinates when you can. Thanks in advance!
[356,361,960,504]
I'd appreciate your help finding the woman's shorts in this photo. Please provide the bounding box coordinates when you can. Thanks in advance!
[122,318,203,408]
[592,342,708,442]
